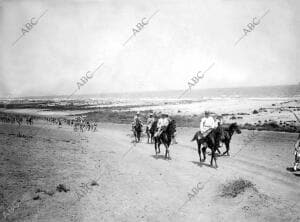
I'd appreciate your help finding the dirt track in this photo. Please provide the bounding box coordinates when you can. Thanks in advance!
[0,121,300,222]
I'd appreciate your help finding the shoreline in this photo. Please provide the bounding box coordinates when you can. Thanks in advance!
[0,108,299,134]
[0,95,299,134]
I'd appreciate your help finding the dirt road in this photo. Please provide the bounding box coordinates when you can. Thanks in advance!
[0,121,299,222]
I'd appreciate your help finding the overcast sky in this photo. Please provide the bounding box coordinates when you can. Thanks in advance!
[0,0,299,97]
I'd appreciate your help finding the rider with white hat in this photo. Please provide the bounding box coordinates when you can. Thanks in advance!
[133,111,142,126]
[156,113,170,137]
[146,113,155,131]
[200,111,216,138]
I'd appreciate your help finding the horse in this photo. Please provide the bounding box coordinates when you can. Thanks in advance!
[154,119,176,159]
[218,123,241,156]
[146,120,157,144]
[132,120,142,142]
[191,126,225,168]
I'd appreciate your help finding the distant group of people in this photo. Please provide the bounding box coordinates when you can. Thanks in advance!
[0,113,34,126]
[0,112,98,134]
[46,116,97,132]
[71,116,97,132]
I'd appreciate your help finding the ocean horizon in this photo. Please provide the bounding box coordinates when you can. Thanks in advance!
[2,84,300,101]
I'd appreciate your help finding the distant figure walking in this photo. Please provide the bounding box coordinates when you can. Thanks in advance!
[16,117,23,127]
[26,116,33,125]
[93,122,97,131]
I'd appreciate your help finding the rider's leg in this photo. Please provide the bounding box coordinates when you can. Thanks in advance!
[294,153,299,171]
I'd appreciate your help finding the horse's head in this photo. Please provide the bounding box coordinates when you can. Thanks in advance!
[230,122,241,134]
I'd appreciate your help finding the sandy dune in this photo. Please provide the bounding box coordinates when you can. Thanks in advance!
[0,121,299,222]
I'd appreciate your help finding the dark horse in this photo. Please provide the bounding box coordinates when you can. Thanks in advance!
[218,123,241,156]
[132,120,142,142]
[146,120,157,144]
[191,126,225,168]
[154,120,176,159]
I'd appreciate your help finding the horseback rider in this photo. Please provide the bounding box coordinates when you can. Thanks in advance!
[132,111,143,129]
[214,115,223,148]
[199,111,216,140]
[146,113,155,132]
[155,113,170,137]
[215,115,223,127]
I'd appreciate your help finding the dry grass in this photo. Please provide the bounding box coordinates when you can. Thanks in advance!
[90,180,99,186]
[220,178,257,198]
[56,184,70,193]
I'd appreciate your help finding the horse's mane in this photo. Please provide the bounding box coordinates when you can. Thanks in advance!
[167,119,176,135]
[208,125,222,137]
[150,119,158,132]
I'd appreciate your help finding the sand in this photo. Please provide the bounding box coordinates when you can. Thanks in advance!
[0,121,300,222]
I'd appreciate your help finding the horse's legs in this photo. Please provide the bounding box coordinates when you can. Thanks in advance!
[134,132,138,143]
[223,141,230,156]
[164,144,170,159]
[210,149,214,166]
[151,133,155,144]
[294,155,299,171]
[158,142,161,153]
[210,149,216,168]
[202,146,207,162]
[214,150,218,168]
[146,129,149,143]
[154,140,158,155]
[197,141,202,162]
[211,148,218,168]
[164,144,167,159]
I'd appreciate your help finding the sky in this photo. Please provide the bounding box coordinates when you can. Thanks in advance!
[0,0,299,97]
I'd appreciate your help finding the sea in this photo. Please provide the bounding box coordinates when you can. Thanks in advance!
[1,84,300,116]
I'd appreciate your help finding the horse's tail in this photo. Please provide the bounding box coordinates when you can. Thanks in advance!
[191,132,198,142]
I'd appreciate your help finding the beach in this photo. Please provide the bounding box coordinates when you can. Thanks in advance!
[1,85,300,221]
[1,120,300,221]
[1,85,300,133]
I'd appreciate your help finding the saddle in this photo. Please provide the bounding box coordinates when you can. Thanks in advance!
[155,126,167,138]
[197,128,213,140]
[133,121,142,132]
